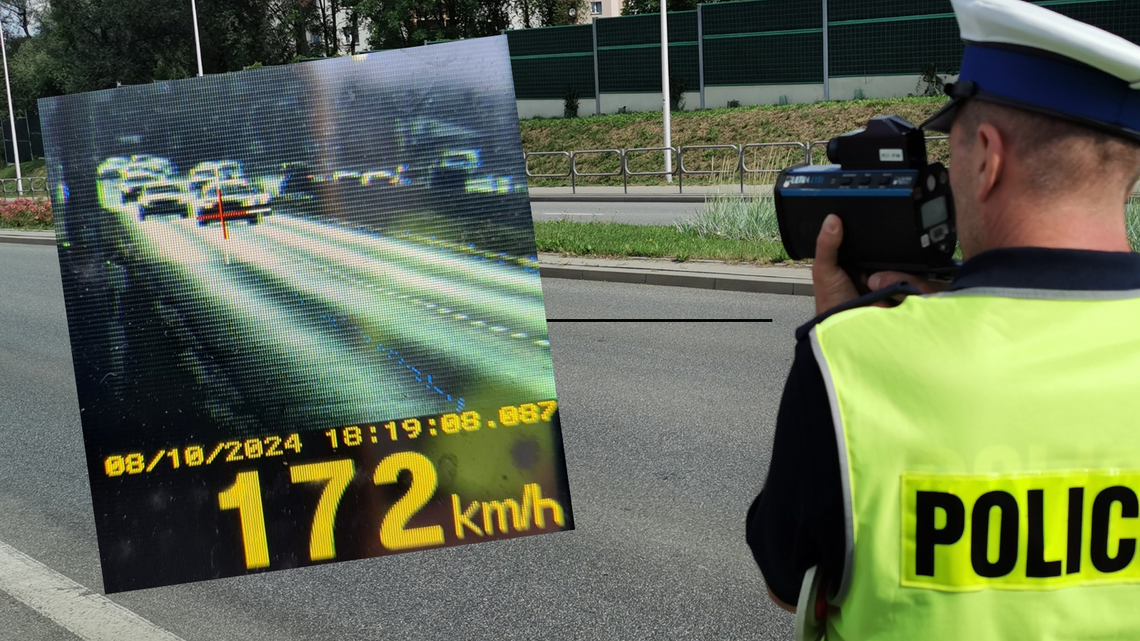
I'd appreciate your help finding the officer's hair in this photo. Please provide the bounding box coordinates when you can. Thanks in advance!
[955,100,1140,197]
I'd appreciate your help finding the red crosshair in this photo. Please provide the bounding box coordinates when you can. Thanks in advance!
[196,186,250,240]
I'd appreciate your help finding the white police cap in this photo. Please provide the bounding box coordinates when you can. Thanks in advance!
[921,0,1140,141]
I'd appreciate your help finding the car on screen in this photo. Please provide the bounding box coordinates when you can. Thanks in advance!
[439,150,481,171]
[361,165,411,186]
[188,160,245,196]
[430,149,482,193]
[98,157,133,180]
[128,155,175,177]
[195,181,271,226]
[120,171,161,202]
[137,181,192,221]
[279,161,317,196]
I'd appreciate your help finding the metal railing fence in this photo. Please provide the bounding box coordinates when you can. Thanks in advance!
[0,177,49,196]
[525,136,952,193]
[526,140,811,194]
[741,142,810,191]
[623,147,679,194]
[570,149,623,193]
[678,144,740,194]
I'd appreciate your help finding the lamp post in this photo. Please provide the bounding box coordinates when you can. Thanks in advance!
[661,0,672,182]
[568,6,577,24]
[191,0,204,76]
[0,25,21,194]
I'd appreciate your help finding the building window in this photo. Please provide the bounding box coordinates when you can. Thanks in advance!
[591,1,602,14]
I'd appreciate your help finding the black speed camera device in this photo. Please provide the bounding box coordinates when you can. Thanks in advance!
[774,115,958,276]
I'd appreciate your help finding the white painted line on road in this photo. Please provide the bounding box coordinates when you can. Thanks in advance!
[0,539,186,641]
[535,212,607,216]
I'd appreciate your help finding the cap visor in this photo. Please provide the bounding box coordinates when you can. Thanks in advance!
[920,98,963,133]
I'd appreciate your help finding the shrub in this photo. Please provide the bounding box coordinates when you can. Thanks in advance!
[0,197,53,229]
[564,87,579,119]
[915,63,946,97]
[675,194,781,242]
[669,75,686,111]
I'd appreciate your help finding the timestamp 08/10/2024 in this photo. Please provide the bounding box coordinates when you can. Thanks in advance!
[94,400,567,575]
[101,401,558,479]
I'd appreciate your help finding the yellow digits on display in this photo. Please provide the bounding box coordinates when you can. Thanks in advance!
[290,460,356,562]
[374,452,445,551]
[217,471,270,569]
[402,418,421,439]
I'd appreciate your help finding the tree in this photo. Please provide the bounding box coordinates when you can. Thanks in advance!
[357,0,513,50]
[0,0,45,39]
[44,0,196,93]
[42,0,319,94]
[8,33,64,115]
[622,0,701,16]
[195,0,289,71]
[265,0,320,59]
[512,0,588,28]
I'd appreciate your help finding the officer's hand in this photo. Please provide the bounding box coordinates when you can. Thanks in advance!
[866,271,948,295]
[812,214,860,315]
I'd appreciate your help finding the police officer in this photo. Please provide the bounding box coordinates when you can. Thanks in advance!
[746,0,1140,638]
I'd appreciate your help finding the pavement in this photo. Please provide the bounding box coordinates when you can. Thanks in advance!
[0,261,807,641]
[0,226,814,297]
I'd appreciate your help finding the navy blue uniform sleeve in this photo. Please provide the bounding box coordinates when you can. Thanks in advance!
[746,336,846,606]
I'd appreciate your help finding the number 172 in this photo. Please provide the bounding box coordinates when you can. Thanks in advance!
[217,451,443,569]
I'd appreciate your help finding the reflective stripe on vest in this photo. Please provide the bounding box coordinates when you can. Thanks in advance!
[809,290,1140,641]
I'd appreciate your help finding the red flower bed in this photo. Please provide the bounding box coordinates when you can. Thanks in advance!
[0,197,53,229]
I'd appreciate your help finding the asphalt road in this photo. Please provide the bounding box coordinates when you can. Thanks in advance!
[0,243,815,641]
[531,201,706,226]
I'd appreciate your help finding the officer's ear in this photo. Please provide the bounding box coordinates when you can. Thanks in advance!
[972,121,1006,204]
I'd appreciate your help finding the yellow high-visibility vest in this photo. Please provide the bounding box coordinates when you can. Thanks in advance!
[806,289,1140,640]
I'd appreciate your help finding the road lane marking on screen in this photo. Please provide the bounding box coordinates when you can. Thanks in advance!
[0,539,186,641]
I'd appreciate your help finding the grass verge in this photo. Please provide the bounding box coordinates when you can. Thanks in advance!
[538,195,1140,262]
[0,159,47,180]
[535,194,789,263]
[534,218,789,263]
[521,97,951,188]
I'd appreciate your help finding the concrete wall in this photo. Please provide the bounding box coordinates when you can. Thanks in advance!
[827,74,958,101]
[600,93,668,115]
[516,74,956,121]
[517,100,568,120]
[703,84,825,110]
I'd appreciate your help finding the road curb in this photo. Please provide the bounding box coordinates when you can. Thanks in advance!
[537,263,814,296]
[529,193,773,204]
[530,193,711,203]
[0,231,55,246]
